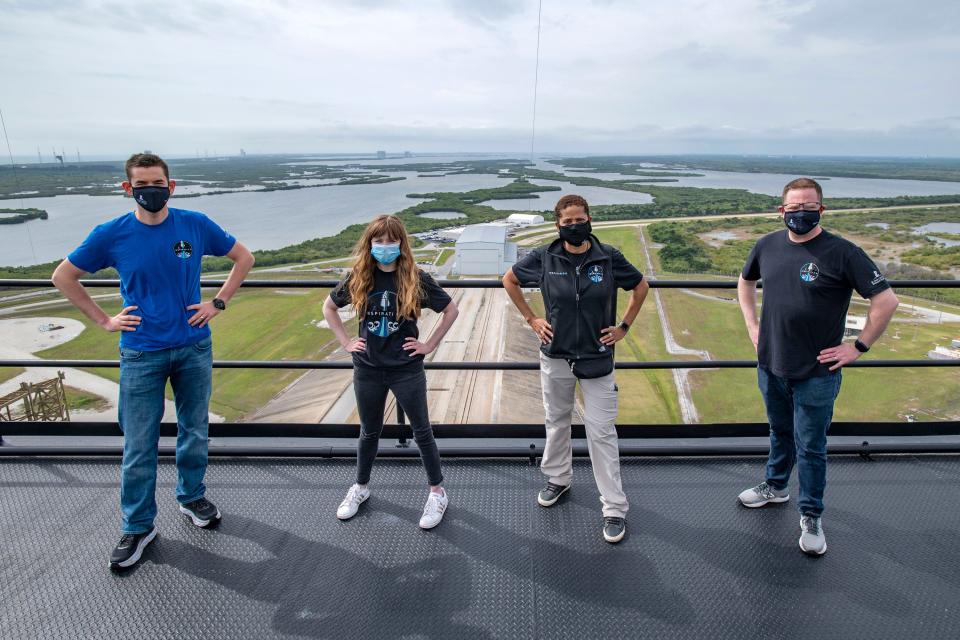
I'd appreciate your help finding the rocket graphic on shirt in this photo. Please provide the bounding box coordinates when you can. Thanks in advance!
[366,290,402,338]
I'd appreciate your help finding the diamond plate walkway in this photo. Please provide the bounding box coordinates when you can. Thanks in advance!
[2,456,959,639]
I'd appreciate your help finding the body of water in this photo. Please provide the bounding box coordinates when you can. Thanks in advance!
[914,222,960,234]
[0,171,505,266]
[533,160,960,198]
[482,179,654,211]
[3,155,960,267]
[417,211,467,220]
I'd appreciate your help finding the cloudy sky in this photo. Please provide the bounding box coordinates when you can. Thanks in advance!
[1,0,958,158]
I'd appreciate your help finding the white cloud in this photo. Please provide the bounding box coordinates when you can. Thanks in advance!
[0,0,956,156]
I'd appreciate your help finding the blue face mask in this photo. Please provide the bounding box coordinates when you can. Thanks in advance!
[371,243,401,265]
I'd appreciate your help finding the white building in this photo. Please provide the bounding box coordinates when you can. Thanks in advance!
[844,315,866,338]
[506,213,545,226]
[454,224,518,275]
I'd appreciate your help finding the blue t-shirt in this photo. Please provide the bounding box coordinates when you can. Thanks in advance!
[67,207,237,351]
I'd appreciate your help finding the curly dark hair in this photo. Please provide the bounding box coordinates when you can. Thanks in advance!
[553,194,589,218]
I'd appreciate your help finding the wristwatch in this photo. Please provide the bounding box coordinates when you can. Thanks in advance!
[854,339,869,353]
[618,320,630,332]
[212,298,227,311]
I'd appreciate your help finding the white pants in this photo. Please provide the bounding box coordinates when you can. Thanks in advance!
[539,352,628,517]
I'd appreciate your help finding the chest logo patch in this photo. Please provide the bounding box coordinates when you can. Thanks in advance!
[588,265,604,284]
[800,262,820,282]
[173,240,193,259]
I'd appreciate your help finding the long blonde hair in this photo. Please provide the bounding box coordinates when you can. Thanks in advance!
[348,215,423,319]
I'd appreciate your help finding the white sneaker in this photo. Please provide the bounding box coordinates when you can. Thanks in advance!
[336,484,370,520]
[419,489,448,530]
[799,515,827,556]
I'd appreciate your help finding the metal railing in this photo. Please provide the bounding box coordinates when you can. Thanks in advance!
[2,277,959,456]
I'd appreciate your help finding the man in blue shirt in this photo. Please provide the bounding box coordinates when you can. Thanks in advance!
[52,153,255,570]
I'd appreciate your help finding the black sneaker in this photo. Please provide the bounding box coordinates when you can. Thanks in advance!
[537,482,571,507]
[603,517,626,543]
[109,527,157,570]
[178,497,222,528]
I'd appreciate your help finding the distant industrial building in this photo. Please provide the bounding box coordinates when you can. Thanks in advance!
[506,213,545,226]
[376,150,387,159]
[928,339,960,360]
[844,315,866,338]
[453,224,518,275]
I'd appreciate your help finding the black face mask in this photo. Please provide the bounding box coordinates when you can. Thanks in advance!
[132,186,170,213]
[558,221,592,246]
[784,210,820,235]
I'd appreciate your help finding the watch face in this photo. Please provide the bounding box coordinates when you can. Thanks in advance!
[213,298,226,310]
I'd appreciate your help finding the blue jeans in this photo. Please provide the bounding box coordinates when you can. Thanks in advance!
[757,367,842,518]
[118,337,213,534]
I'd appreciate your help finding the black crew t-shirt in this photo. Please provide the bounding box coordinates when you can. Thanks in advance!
[563,247,590,271]
[329,268,452,369]
[742,229,890,379]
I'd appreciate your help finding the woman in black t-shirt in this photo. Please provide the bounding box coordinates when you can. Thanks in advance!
[323,215,459,529]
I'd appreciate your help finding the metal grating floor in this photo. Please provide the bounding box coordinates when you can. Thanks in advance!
[1,455,959,639]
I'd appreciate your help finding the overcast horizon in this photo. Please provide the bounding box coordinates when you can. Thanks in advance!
[2,0,958,159]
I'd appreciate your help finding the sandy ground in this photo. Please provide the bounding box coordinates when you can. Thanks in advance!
[0,317,221,423]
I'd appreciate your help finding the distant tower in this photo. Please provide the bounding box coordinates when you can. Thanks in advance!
[76,148,80,163]
[376,150,386,159]
[403,150,412,158]
[52,147,63,167]
[37,147,41,164]
[240,148,247,157]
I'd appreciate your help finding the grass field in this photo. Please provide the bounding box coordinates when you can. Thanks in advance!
[20,288,342,421]
[660,276,960,423]
[436,248,455,267]
[594,222,960,424]
[522,226,691,423]
[0,367,25,386]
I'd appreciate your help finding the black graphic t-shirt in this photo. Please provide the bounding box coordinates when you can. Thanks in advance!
[330,268,452,369]
[742,229,890,379]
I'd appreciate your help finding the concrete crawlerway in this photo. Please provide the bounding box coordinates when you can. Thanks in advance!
[0,317,222,423]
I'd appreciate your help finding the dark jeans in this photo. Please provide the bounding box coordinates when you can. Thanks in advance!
[354,365,443,486]
[758,367,842,517]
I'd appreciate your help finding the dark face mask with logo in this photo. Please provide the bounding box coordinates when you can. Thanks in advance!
[558,221,592,246]
[132,186,171,213]
[784,210,820,235]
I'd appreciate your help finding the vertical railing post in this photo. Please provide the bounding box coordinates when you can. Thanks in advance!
[396,403,410,448]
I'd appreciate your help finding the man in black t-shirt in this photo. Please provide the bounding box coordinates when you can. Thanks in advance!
[737,177,899,556]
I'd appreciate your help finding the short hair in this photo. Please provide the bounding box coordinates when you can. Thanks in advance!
[125,153,169,181]
[554,194,590,218]
[782,177,822,202]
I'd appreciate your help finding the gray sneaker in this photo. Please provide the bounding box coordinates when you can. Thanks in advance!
[799,515,827,556]
[738,481,789,508]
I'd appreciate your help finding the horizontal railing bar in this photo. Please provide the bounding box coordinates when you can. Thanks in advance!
[1,278,958,289]
[2,443,959,458]
[1,358,958,370]
[3,421,959,438]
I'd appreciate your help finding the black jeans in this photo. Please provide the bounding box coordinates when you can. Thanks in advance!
[354,364,443,486]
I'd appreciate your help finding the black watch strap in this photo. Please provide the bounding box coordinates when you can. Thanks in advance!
[212,298,226,311]
[854,339,869,353]
[618,320,630,332]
